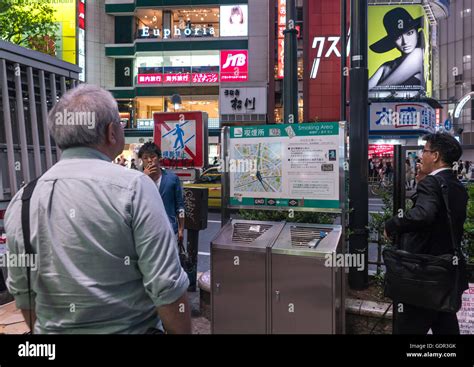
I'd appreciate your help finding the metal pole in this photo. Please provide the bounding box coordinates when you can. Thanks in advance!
[348,0,369,290]
[0,59,18,196]
[340,0,347,121]
[39,70,53,169]
[221,126,231,227]
[27,66,42,177]
[393,145,403,247]
[186,229,199,292]
[283,0,298,124]
[50,73,61,161]
[14,63,31,184]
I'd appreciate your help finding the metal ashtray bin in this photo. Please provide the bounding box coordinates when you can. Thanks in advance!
[270,223,344,334]
[211,220,285,334]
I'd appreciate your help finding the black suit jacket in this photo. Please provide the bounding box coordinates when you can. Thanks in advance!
[385,169,469,293]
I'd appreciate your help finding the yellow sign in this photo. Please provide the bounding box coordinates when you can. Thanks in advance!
[47,0,77,64]
[368,5,432,97]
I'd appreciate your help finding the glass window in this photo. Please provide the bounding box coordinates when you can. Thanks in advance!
[165,95,219,119]
[135,7,220,40]
[136,97,165,120]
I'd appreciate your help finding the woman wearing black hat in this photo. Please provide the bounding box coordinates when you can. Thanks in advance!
[368,8,424,90]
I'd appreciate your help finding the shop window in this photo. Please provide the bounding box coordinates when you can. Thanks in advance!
[135,7,220,40]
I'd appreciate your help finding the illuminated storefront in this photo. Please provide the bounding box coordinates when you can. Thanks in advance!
[105,1,264,166]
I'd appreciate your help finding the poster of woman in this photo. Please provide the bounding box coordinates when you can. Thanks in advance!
[220,5,248,37]
[368,6,431,94]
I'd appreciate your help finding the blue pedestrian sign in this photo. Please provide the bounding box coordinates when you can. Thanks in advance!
[444,119,452,131]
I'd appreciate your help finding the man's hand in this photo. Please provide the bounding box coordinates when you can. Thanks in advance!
[415,163,427,184]
[157,293,191,334]
[144,163,158,177]
[178,229,184,243]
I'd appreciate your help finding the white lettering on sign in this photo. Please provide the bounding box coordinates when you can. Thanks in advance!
[139,26,216,39]
[222,53,247,69]
[310,33,351,79]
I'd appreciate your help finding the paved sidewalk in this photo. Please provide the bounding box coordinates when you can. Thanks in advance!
[0,289,210,335]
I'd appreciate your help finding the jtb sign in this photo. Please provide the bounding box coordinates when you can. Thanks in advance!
[154,112,208,168]
[220,50,248,82]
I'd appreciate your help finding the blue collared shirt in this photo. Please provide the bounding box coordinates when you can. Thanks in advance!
[5,147,189,334]
[156,170,185,234]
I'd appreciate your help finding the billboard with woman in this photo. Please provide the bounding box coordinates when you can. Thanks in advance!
[368,5,432,96]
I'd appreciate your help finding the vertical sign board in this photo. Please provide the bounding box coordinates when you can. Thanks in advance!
[227,122,345,211]
[277,0,286,79]
[305,0,347,122]
[154,112,208,169]
[78,0,86,81]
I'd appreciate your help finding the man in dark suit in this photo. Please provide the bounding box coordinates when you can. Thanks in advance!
[384,132,469,334]
[139,143,185,243]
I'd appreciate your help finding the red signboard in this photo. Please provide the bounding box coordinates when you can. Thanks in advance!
[220,50,249,82]
[78,0,85,30]
[305,0,349,122]
[154,112,208,169]
[163,73,191,84]
[368,144,394,158]
[277,0,286,79]
[137,73,219,85]
[192,72,219,83]
[138,74,163,84]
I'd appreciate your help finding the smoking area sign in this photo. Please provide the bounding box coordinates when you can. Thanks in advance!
[225,122,345,212]
[154,112,208,168]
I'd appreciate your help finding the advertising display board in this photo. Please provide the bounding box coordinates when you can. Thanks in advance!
[226,122,345,212]
[368,5,432,96]
[219,5,248,37]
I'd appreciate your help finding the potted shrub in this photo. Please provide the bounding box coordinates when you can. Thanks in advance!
[463,184,474,281]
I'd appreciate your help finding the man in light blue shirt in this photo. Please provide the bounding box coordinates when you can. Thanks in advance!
[5,84,191,334]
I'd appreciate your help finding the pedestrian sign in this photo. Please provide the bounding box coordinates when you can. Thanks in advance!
[154,112,208,168]
[444,119,452,131]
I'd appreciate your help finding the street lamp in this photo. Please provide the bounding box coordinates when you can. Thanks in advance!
[171,94,182,110]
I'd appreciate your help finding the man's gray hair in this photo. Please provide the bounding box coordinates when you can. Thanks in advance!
[48,84,120,150]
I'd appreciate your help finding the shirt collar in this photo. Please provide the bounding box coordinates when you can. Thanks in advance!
[60,147,113,162]
[429,167,452,176]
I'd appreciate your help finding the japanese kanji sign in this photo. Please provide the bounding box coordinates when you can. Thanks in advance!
[154,112,208,169]
[220,87,267,115]
[137,72,219,85]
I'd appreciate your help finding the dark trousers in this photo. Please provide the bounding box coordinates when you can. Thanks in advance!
[394,303,460,335]
[0,270,6,292]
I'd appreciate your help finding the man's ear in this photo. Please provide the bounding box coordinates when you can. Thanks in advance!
[105,122,118,145]
[433,151,441,164]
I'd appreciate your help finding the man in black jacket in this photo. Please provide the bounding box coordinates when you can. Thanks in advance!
[384,132,469,334]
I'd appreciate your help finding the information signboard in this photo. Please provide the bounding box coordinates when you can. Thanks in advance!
[226,122,345,211]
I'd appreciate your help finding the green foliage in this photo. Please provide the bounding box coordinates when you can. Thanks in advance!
[238,210,336,225]
[368,190,393,247]
[463,184,474,263]
[0,0,58,55]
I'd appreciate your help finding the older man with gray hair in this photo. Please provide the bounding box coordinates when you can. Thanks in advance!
[4,84,191,334]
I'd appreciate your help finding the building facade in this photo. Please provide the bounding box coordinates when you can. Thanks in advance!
[103,0,269,165]
[435,0,474,159]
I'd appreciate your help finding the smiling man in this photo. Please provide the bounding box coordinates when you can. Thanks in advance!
[384,132,469,334]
